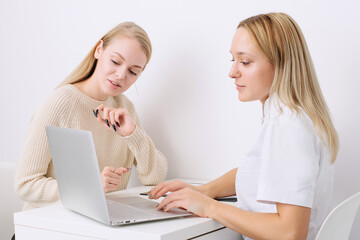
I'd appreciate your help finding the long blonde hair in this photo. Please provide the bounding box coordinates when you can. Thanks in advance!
[58,22,152,87]
[238,13,339,163]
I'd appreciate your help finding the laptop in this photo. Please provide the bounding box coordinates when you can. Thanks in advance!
[45,126,191,226]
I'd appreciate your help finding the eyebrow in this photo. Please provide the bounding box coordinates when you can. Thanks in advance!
[230,51,255,58]
[112,52,144,69]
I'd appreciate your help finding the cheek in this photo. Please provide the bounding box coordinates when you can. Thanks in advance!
[97,59,114,75]
[127,76,138,85]
[257,66,274,90]
[264,70,274,90]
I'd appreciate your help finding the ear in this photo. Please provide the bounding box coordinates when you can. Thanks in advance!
[94,40,104,59]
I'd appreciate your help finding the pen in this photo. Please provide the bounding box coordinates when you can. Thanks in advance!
[138,187,236,202]
[139,191,167,197]
[139,191,236,201]
[214,197,237,202]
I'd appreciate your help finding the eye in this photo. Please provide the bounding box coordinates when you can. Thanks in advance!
[111,60,120,65]
[129,70,137,76]
[240,61,250,65]
[230,59,234,62]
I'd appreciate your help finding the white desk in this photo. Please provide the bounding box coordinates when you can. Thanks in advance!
[14,185,243,240]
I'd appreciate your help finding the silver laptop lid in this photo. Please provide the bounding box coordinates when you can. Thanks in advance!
[46,126,111,225]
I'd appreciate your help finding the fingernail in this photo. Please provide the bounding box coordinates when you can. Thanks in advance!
[126,168,131,171]
[105,119,110,127]
[112,124,116,132]
[148,194,152,198]
[153,195,157,199]
[116,121,120,127]
[92,109,98,118]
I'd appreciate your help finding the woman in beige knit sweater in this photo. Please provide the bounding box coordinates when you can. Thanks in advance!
[15,22,168,210]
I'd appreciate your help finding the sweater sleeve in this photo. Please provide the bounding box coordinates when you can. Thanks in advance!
[15,89,74,205]
[122,112,168,186]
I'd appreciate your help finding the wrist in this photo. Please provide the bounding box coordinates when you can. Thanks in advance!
[121,124,137,137]
[197,184,213,198]
[206,198,220,219]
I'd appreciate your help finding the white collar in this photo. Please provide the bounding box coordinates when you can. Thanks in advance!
[261,97,282,123]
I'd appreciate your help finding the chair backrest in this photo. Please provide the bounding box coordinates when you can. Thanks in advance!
[315,192,360,240]
[0,161,24,240]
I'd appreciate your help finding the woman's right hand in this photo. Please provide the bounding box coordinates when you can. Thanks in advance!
[101,166,129,193]
[148,180,199,199]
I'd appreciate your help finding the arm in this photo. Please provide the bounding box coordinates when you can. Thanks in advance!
[95,105,167,186]
[124,123,168,185]
[156,115,318,239]
[209,201,310,240]
[157,188,310,240]
[15,91,73,205]
[149,168,237,200]
[198,168,237,198]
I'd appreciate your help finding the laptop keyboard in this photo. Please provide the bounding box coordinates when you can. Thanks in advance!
[106,196,191,224]
[106,199,155,220]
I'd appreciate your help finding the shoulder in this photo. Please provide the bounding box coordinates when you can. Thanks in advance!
[267,100,315,136]
[45,84,78,107]
[262,100,321,155]
[33,85,79,121]
[259,102,322,187]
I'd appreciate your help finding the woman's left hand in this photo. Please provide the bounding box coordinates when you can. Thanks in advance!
[94,104,136,136]
[157,187,216,218]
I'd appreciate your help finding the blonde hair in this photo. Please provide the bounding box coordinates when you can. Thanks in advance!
[58,22,152,87]
[238,13,339,163]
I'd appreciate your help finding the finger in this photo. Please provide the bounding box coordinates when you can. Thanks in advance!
[164,200,187,212]
[104,176,122,185]
[109,110,117,132]
[97,105,114,128]
[101,167,113,178]
[157,192,178,210]
[114,167,129,175]
[103,166,116,173]
[103,107,111,128]
[151,181,184,199]
[114,108,129,125]
[149,182,168,199]
[152,184,173,199]
[105,170,123,179]
[96,104,106,117]
[95,105,109,127]
[104,183,118,192]
[102,167,122,179]
[103,179,120,193]
[149,182,165,195]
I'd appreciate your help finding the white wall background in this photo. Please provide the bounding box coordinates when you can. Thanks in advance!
[1,0,359,238]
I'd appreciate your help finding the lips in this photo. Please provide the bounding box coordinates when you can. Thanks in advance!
[108,80,121,88]
[235,83,245,90]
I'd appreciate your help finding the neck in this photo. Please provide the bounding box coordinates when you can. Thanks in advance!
[73,77,108,101]
[261,96,269,117]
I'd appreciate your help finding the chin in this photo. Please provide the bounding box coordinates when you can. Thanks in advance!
[237,94,250,102]
[102,87,122,97]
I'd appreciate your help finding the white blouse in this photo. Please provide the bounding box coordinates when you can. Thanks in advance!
[235,98,334,240]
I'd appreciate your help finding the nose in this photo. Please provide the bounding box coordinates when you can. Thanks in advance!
[115,66,126,80]
[228,61,240,79]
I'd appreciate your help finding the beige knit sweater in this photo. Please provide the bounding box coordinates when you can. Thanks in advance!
[15,84,167,210]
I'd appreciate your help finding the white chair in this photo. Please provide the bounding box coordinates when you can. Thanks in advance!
[315,192,360,240]
[0,161,24,240]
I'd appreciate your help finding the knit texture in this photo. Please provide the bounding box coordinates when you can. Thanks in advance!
[15,84,167,210]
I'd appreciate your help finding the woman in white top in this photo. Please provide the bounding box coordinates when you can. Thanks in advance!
[149,13,339,240]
